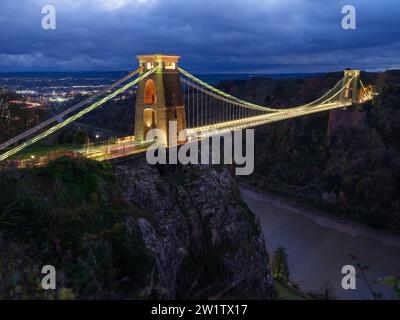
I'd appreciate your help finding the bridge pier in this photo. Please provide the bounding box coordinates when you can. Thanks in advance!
[134,54,186,146]
[327,105,367,136]
[328,69,368,136]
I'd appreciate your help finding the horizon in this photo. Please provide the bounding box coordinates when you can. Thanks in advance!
[0,68,398,75]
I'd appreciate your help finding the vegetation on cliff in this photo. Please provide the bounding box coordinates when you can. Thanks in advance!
[0,157,156,299]
[220,71,400,233]
[0,90,48,143]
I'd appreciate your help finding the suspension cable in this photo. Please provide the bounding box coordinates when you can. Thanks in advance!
[179,68,278,112]
[180,71,347,113]
[0,66,144,152]
[0,66,158,162]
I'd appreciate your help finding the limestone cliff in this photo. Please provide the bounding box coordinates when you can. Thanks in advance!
[113,157,275,299]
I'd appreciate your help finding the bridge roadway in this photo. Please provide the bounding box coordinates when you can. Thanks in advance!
[186,101,353,138]
[9,100,357,168]
[78,101,354,162]
[76,140,152,161]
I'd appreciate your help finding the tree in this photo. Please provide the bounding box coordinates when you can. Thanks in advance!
[0,90,48,142]
[271,246,290,282]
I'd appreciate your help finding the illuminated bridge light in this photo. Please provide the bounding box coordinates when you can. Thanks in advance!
[0,57,373,164]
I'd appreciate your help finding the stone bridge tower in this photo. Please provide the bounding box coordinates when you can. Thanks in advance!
[134,54,186,146]
[339,69,361,104]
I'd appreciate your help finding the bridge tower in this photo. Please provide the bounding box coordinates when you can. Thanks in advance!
[134,54,186,146]
[339,69,361,104]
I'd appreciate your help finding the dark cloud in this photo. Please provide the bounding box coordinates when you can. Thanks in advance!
[0,0,399,73]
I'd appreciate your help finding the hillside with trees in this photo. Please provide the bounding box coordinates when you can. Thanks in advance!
[220,71,400,233]
[0,90,48,143]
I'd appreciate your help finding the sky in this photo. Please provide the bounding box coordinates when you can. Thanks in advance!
[0,0,399,73]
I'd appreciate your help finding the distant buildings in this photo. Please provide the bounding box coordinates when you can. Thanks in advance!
[0,73,136,110]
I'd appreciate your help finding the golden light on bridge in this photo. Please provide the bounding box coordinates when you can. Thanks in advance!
[0,56,374,163]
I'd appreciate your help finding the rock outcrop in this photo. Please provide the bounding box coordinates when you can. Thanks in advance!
[113,157,275,299]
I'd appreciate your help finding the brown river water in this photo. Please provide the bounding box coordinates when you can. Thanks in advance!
[240,186,400,300]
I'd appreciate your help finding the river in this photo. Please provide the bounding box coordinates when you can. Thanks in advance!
[240,186,400,300]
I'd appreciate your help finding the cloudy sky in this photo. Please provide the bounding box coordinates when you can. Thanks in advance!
[0,0,399,73]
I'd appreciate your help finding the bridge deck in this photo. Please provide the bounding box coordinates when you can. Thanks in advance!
[186,101,353,137]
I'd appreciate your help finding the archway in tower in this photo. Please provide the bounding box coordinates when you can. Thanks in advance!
[143,108,156,138]
[144,79,156,105]
[142,79,157,138]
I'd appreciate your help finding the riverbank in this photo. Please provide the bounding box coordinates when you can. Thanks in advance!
[239,183,400,249]
[239,183,400,299]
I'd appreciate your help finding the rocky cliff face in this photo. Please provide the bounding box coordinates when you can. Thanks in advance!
[0,156,275,299]
[113,157,275,299]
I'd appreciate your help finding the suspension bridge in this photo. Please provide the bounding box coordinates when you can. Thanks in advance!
[0,54,374,165]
